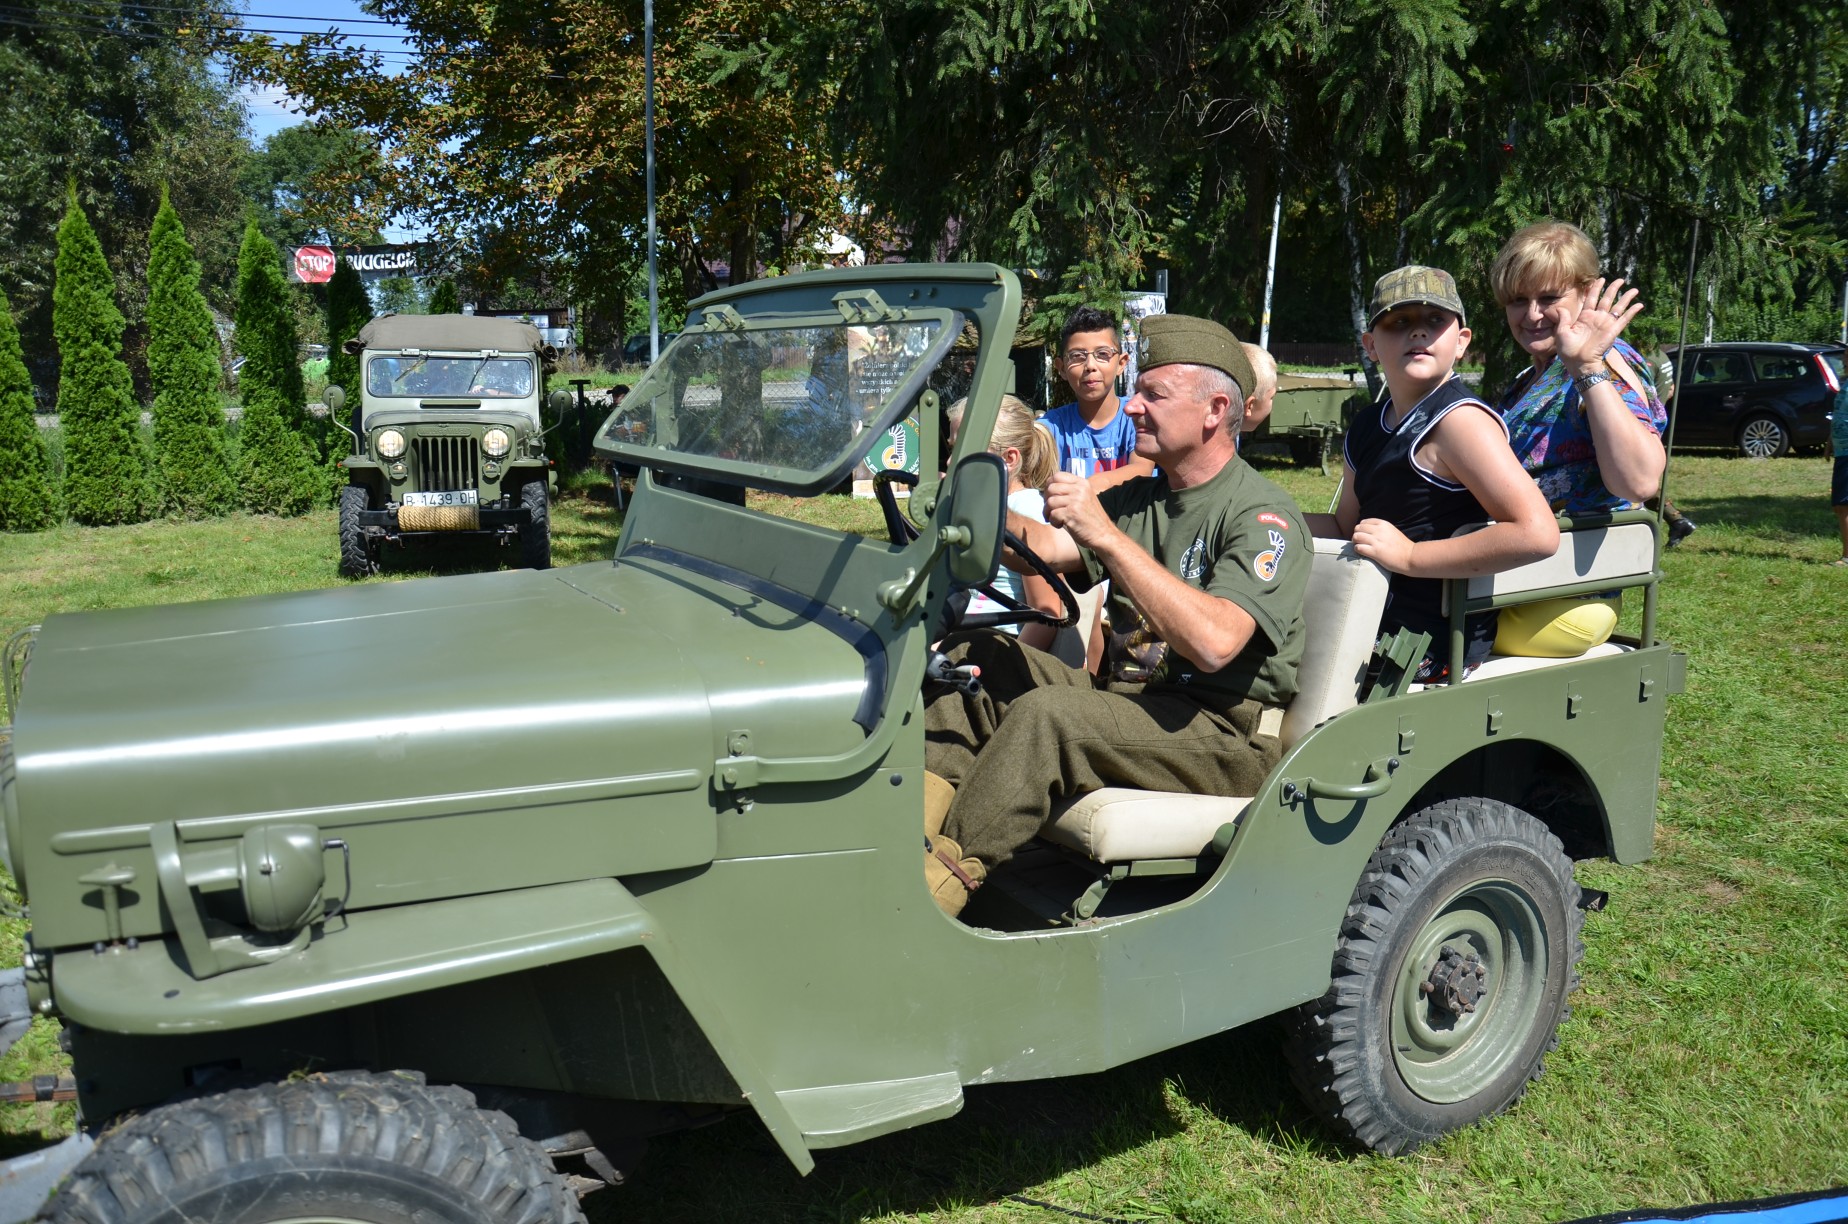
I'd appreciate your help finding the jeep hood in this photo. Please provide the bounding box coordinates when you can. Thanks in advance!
[12,560,873,944]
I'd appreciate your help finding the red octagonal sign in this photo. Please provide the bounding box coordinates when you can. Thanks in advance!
[291,246,336,284]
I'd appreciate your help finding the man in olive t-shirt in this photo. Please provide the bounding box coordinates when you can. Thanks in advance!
[923,315,1310,917]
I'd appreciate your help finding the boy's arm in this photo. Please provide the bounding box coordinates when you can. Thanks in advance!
[1303,466,1361,539]
[1085,455,1156,493]
[1352,407,1558,578]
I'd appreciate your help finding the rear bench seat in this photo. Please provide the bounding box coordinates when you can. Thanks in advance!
[1040,520,1658,865]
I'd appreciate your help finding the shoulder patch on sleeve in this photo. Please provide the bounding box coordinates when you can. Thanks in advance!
[1254,529,1286,581]
[1257,512,1289,530]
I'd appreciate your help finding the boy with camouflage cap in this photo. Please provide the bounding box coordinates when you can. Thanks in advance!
[1329,265,1558,679]
[922,314,1309,917]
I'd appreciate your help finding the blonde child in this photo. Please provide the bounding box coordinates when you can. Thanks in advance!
[958,396,1065,648]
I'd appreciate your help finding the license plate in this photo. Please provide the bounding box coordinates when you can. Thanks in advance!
[402,490,479,508]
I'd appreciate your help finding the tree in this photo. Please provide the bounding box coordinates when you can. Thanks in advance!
[147,189,237,518]
[428,279,461,315]
[324,258,373,397]
[239,122,389,252]
[1,1,250,399]
[0,286,59,531]
[55,189,153,526]
[229,0,855,320]
[234,220,320,514]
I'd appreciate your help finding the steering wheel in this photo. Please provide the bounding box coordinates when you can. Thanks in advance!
[871,467,1080,631]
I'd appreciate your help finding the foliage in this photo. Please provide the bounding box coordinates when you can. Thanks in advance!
[147,190,237,518]
[428,279,461,316]
[324,259,373,397]
[53,190,154,526]
[227,0,857,322]
[373,276,427,317]
[0,286,59,531]
[233,221,321,514]
[238,123,389,252]
[0,1,249,397]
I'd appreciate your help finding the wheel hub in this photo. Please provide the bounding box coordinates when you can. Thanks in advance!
[1419,942,1488,1016]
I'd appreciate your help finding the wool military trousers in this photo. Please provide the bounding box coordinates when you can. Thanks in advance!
[924,630,1283,868]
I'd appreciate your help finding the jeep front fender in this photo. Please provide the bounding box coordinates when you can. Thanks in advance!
[46,877,814,1170]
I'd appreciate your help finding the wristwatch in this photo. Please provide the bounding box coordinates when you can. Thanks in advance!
[1574,370,1614,395]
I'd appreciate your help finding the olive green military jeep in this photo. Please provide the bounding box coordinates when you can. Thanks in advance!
[331,314,563,576]
[0,264,1681,1223]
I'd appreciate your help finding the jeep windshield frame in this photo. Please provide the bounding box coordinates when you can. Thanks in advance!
[594,298,964,496]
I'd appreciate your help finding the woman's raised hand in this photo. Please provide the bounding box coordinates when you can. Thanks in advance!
[1551,277,1644,375]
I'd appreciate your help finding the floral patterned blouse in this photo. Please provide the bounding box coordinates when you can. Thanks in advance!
[1497,338,1667,514]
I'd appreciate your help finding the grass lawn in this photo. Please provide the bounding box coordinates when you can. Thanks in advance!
[0,450,1843,1221]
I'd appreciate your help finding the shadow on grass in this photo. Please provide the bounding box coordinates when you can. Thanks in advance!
[1672,494,1836,541]
[590,1019,1348,1223]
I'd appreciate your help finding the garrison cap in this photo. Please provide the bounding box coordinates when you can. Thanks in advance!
[1367,265,1466,328]
[1135,314,1255,400]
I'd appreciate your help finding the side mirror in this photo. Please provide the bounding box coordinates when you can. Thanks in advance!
[323,385,346,415]
[943,452,1006,587]
[545,387,574,433]
[325,385,361,455]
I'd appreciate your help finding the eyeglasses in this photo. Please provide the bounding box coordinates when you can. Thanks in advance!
[1062,347,1120,367]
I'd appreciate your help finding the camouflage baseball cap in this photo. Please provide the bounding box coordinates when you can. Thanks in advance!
[1135,314,1256,401]
[1367,265,1467,328]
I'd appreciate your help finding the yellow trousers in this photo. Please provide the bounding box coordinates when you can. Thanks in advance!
[1493,595,1621,658]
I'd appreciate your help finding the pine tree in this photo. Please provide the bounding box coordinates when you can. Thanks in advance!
[147,189,237,518]
[428,279,461,315]
[324,258,373,397]
[54,187,154,526]
[233,219,319,514]
[0,286,60,531]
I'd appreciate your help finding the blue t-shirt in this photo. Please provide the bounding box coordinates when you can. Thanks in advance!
[1833,386,1848,457]
[1041,399,1138,479]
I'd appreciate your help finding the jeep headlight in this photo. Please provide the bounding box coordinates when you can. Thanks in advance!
[482,428,511,459]
[376,429,406,460]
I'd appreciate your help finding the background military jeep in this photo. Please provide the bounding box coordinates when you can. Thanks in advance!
[0,264,1680,1223]
[332,313,561,576]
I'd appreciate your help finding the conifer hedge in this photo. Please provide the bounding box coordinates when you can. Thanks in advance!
[428,279,461,316]
[0,286,60,531]
[324,258,372,400]
[147,190,237,518]
[54,189,154,526]
[233,220,320,514]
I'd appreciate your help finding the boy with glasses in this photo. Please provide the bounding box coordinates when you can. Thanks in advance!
[1043,306,1157,492]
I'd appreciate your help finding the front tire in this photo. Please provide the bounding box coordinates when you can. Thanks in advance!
[518,482,551,570]
[1736,413,1791,458]
[338,485,375,577]
[48,1071,583,1224]
[1286,798,1583,1154]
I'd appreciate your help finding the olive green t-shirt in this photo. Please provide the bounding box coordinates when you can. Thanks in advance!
[1077,455,1308,709]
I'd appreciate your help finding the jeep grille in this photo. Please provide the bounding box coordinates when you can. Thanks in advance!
[414,435,481,493]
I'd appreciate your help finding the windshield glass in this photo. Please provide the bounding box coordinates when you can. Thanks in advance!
[599,315,961,482]
[367,355,536,399]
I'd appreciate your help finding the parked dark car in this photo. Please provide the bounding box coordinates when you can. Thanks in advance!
[1663,341,1841,457]
[621,331,679,364]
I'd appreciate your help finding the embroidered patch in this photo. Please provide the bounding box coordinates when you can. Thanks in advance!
[1257,512,1289,530]
[1180,537,1207,581]
[1253,529,1286,581]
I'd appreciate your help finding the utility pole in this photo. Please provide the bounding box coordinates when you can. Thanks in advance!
[1260,189,1282,351]
[645,0,660,362]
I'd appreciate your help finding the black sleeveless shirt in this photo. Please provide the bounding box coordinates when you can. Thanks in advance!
[1344,375,1506,666]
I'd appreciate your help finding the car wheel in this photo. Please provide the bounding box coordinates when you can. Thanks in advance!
[519,481,551,570]
[339,485,375,577]
[1285,797,1584,1155]
[46,1071,584,1224]
[1736,413,1791,459]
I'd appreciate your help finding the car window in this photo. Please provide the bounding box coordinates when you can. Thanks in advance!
[1817,351,1846,381]
[1751,354,1807,382]
[367,355,535,398]
[1692,353,1749,384]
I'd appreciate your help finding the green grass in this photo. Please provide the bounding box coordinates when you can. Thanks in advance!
[0,453,1844,1220]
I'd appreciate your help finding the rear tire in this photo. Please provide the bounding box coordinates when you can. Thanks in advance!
[339,485,374,577]
[1285,798,1583,1154]
[47,1071,584,1224]
[1736,413,1790,458]
[519,482,551,570]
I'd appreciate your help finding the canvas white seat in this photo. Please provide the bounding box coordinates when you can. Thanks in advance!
[1041,538,1389,863]
[1453,521,1656,604]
